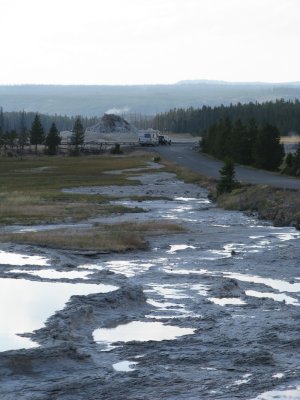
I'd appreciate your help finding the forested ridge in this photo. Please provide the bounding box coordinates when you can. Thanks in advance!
[1,82,300,117]
[0,108,98,133]
[153,99,300,135]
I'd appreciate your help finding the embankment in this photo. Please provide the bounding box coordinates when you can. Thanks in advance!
[215,184,300,230]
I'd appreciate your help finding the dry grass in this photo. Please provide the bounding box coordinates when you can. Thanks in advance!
[0,154,151,225]
[0,221,185,251]
[0,153,188,251]
[161,158,215,189]
[217,184,300,228]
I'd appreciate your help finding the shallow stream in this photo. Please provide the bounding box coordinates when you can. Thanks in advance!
[0,168,299,399]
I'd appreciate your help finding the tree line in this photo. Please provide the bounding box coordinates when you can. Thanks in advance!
[0,107,98,134]
[0,113,85,157]
[202,118,284,171]
[152,99,300,135]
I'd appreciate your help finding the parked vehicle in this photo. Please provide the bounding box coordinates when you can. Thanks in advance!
[138,129,159,146]
[158,134,172,145]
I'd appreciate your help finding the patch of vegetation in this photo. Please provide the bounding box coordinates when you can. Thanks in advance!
[202,118,284,171]
[217,184,300,229]
[0,221,185,251]
[110,143,123,154]
[0,154,151,225]
[216,157,240,195]
[283,143,300,176]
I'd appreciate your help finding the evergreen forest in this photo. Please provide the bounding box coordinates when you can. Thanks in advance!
[153,99,300,136]
[201,118,285,171]
[0,108,98,134]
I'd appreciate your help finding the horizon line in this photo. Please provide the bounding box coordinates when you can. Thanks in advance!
[0,79,300,87]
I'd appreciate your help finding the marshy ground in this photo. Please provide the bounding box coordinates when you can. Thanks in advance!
[0,153,300,399]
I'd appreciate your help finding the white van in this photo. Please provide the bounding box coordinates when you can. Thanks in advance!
[138,130,159,146]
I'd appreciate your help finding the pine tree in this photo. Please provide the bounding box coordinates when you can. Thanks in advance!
[71,117,84,155]
[0,107,4,131]
[216,157,238,195]
[30,114,45,154]
[45,123,61,155]
[17,110,29,158]
[253,124,284,170]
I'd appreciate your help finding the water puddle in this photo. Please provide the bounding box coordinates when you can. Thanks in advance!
[113,360,138,372]
[252,385,300,399]
[167,244,196,253]
[104,260,155,277]
[273,373,285,379]
[93,321,194,347]
[3,222,91,234]
[166,268,209,276]
[271,232,300,242]
[224,272,300,293]
[234,373,252,386]
[246,290,299,306]
[208,298,246,306]
[147,299,182,309]
[174,197,210,203]
[0,251,49,266]
[0,278,118,352]
[145,284,190,299]
[8,269,91,280]
[147,298,198,319]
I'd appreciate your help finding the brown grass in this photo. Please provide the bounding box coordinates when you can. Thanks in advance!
[0,154,151,225]
[217,184,300,228]
[0,221,185,251]
[161,158,216,189]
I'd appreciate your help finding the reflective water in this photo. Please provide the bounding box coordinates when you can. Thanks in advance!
[93,321,194,346]
[251,385,300,399]
[209,297,246,306]
[104,260,155,278]
[225,273,300,293]
[234,373,252,386]
[0,251,49,266]
[113,360,138,372]
[167,244,196,253]
[246,290,299,306]
[0,278,118,352]
[273,373,285,379]
[8,269,91,280]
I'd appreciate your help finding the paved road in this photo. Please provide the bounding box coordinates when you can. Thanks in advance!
[156,143,300,190]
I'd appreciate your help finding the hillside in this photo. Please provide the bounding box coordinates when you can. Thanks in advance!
[1,82,300,116]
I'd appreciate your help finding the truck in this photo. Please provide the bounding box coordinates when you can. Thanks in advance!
[158,134,172,145]
[138,129,159,146]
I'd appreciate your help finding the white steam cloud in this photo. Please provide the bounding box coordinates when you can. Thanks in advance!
[105,107,130,115]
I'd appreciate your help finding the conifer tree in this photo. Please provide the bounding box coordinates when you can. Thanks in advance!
[71,117,84,155]
[45,123,61,155]
[253,124,284,170]
[216,157,238,195]
[30,114,45,154]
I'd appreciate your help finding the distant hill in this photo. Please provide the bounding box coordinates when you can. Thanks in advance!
[1,81,300,116]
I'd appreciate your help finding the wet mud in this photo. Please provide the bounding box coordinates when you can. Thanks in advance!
[0,165,300,399]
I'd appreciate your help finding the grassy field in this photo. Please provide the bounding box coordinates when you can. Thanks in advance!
[0,153,186,251]
[0,154,151,225]
[0,221,184,251]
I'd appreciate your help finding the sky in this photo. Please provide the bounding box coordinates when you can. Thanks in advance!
[0,0,299,85]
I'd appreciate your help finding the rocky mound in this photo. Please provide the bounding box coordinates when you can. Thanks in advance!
[85,113,139,143]
[86,113,138,134]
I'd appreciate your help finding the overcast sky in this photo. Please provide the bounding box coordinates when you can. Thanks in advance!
[0,0,299,85]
